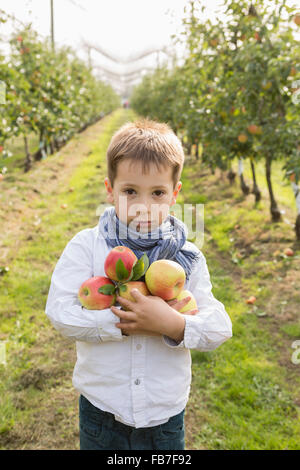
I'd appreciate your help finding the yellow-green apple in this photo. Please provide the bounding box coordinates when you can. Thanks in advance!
[118,281,150,310]
[78,276,116,310]
[104,246,137,282]
[174,289,198,313]
[238,134,248,143]
[145,260,186,301]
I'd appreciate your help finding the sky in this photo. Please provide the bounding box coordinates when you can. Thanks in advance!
[0,0,226,96]
[0,0,298,97]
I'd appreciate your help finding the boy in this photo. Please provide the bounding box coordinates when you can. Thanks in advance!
[45,118,232,450]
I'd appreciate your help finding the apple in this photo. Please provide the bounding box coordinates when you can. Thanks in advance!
[0,146,4,153]
[289,173,296,182]
[104,246,138,282]
[293,14,300,26]
[284,248,294,257]
[118,281,150,310]
[61,203,68,209]
[247,124,262,135]
[78,276,116,310]
[238,134,248,143]
[145,259,186,301]
[254,32,260,41]
[174,289,198,313]
[0,174,3,182]
[246,296,256,304]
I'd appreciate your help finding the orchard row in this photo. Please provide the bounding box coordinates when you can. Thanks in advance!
[131,0,300,239]
[0,16,120,172]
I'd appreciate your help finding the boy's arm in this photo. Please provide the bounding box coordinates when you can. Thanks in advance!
[45,230,123,343]
[162,252,232,350]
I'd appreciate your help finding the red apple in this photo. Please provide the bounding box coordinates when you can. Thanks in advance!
[293,14,300,26]
[174,289,198,313]
[118,281,150,310]
[145,259,186,301]
[104,246,138,282]
[284,248,294,257]
[78,276,116,310]
[246,296,256,304]
[247,124,262,135]
[0,146,4,153]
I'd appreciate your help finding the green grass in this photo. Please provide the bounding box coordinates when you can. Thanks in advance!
[0,108,299,449]
[0,108,133,448]
[0,132,39,174]
[179,155,300,449]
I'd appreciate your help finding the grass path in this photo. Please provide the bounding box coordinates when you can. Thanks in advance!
[0,108,132,449]
[0,108,299,449]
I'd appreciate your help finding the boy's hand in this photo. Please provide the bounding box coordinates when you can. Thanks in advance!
[111,290,198,341]
[167,296,199,315]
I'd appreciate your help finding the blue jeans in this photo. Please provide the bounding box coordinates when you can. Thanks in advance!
[79,394,185,450]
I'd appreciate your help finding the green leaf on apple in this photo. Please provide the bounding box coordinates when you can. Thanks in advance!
[118,284,128,293]
[98,284,116,295]
[115,258,130,281]
[131,253,149,281]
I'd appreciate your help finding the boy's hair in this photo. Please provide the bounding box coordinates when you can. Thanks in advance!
[106,118,185,189]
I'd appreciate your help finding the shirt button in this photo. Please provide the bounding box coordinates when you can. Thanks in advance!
[136,344,142,350]
[134,379,141,385]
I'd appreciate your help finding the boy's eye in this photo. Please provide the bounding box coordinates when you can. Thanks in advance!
[123,189,136,195]
[122,189,165,197]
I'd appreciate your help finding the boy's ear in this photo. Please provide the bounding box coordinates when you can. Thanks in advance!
[104,177,114,203]
[171,181,182,206]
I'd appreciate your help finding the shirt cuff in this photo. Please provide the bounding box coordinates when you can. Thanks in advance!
[162,316,186,349]
[162,335,185,348]
[93,308,124,342]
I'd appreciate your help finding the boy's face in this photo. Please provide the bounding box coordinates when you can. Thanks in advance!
[104,159,182,233]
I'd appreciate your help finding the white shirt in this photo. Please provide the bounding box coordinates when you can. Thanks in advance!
[45,224,232,429]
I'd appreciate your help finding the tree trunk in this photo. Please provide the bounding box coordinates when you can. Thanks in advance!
[265,155,281,221]
[33,131,45,161]
[296,215,300,241]
[186,142,192,156]
[195,143,199,160]
[250,157,261,202]
[227,163,236,185]
[24,135,33,172]
[50,139,55,154]
[238,158,250,195]
[290,180,300,240]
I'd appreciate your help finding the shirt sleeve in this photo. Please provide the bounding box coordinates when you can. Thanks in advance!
[162,251,232,350]
[45,230,123,343]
